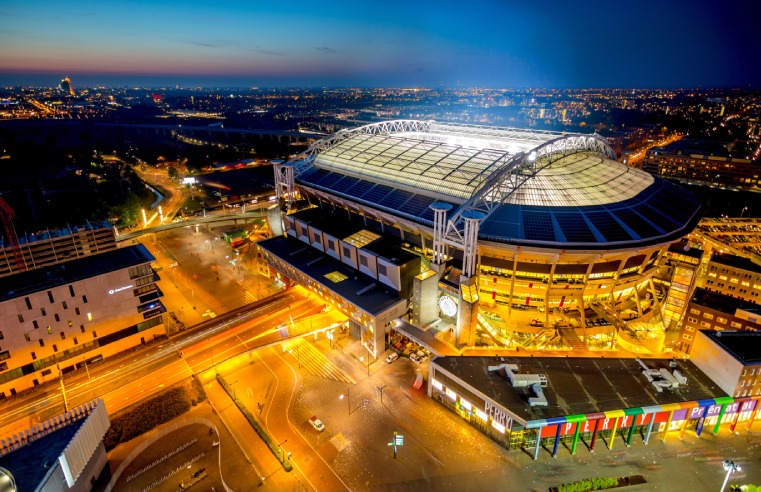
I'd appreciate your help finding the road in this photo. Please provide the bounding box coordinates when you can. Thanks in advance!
[0,289,341,437]
[228,346,352,492]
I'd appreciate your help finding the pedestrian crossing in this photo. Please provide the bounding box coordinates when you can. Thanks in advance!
[283,339,356,385]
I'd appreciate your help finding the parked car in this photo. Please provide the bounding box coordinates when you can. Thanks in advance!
[386,352,399,364]
[409,353,421,363]
[530,318,544,326]
[308,416,325,432]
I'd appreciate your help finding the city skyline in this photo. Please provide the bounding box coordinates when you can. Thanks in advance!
[1,0,760,88]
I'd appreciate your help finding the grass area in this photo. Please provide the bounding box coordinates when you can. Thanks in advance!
[103,378,206,451]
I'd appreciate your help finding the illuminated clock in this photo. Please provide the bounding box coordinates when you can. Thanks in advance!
[439,295,458,317]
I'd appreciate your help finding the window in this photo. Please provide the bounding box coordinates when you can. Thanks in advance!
[703,313,714,320]
[68,320,73,327]
[24,333,31,342]
[41,307,47,316]
[687,317,698,323]
[717,317,728,324]
[54,314,60,322]
[0,331,3,340]
[75,307,80,316]
[731,321,742,328]
[82,295,88,304]
[80,325,85,333]
[25,297,32,310]
[87,312,93,322]
[47,291,54,303]
[33,320,38,329]
[31,352,36,360]
[60,332,65,340]
[47,326,53,335]
[689,308,700,315]
[92,331,97,338]
[699,321,711,328]
[73,337,78,345]
[39,339,44,347]
[360,256,368,267]
[18,314,23,323]
[62,301,68,310]
[683,334,693,340]
[69,285,75,297]
[52,344,58,353]
[378,263,388,276]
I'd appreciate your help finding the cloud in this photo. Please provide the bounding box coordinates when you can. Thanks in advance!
[255,49,287,56]
[314,46,337,54]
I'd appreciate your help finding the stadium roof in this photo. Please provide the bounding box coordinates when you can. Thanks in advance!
[290,120,702,248]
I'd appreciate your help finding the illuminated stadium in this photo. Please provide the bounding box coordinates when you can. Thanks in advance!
[262,120,702,357]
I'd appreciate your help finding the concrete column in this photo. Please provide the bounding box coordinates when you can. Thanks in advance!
[590,419,600,451]
[533,429,542,460]
[713,404,728,435]
[552,424,562,458]
[429,202,452,266]
[644,414,655,444]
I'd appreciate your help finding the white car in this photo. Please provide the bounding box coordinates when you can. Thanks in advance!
[386,353,399,364]
[309,417,325,432]
[409,353,421,363]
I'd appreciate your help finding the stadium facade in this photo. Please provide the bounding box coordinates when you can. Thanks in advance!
[263,120,703,359]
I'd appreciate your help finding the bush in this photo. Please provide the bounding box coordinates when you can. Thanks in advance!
[103,378,206,451]
[216,374,292,472]
[558,477,618,492]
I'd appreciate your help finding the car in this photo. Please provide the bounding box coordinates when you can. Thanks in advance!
[308,416,325,432]
[386,352,399,364]
[409,353,421,363]
[530,318,544,326]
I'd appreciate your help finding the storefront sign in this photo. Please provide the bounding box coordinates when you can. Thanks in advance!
[485,401,512,430]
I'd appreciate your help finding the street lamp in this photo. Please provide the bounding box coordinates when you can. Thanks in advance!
[741,206,748,218]
[340,387,351,415]
[277,439,288,462]
[720,460,741,492]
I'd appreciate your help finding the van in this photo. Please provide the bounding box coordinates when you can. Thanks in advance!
[386,352,399,364]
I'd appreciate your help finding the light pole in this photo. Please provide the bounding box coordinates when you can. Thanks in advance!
[277,439,288,462]
[720,460,741,492]
[340,387,351,415]
[741,206,748,218]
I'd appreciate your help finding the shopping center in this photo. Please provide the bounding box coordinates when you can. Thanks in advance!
[429,355,754,459]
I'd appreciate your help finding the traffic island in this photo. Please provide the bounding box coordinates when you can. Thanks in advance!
[549,475,647,492]
[216,374,293,472]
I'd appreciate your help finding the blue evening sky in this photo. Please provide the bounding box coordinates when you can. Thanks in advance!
[0,0,758,88]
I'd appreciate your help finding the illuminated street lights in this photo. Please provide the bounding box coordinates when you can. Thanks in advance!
[277,439,288,462]
[741,206,748,218]
[720,460,741,492]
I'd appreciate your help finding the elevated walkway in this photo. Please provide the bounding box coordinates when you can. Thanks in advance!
[392,320,460,356]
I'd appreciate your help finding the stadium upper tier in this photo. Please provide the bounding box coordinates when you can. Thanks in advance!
[291,120,702,249]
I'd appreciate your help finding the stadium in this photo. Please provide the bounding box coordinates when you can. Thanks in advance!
[262,120,702,358]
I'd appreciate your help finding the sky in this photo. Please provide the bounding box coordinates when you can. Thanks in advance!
[1,0,759,88]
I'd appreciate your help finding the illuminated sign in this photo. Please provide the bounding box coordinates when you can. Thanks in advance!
[485,400,512,430]
[474,408,488,422]
[459,398,472,411]
[108,284,133,295]
[444,388,457,400]
[491,420,506,434]
[432,379,443,391]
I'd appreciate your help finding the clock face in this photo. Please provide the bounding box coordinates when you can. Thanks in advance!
[439,295,458,317]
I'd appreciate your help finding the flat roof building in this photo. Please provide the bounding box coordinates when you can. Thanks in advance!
[0,245,165,398]
[429,355,756,459]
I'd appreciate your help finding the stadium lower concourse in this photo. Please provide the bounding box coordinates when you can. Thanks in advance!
[260,120,703,360]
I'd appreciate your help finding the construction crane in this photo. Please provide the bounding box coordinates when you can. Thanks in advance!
[0,196,26,273]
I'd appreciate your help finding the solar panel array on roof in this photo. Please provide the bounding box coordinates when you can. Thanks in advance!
[555,213,597,242]
[613,208,661,239]
[585,211,632,242]
[299,166,453,226]
[522,211,556,242]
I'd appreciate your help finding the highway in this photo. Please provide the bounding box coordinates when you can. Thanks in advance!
[0,289,341,437]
